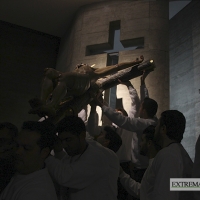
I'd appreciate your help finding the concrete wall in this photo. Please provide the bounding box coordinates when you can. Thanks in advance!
[56,0,169,120]
[170,1,200,160]
[0,21,60,128]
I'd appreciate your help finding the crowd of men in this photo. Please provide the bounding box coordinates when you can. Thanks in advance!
[0,72,199,200]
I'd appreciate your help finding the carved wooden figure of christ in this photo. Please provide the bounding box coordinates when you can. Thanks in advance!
[29,56,155,124]
[29,56,144,117]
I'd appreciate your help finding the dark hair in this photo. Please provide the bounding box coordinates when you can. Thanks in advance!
[0,122,18,137]
[104,126,122,153]
[142,97,158,118]
[56,116,86,136]
[115,108,128,117]
[143,125,155,141]
[21,121,56,150]
[160,110,186,143]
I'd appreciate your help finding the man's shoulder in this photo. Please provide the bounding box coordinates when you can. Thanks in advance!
[153,143,185,166]
[87,141,119,162]
[155,143,179,156]
[1,169,57,200]
[22,168,53,183]
[152,143,193,180]
[87,141,116,155]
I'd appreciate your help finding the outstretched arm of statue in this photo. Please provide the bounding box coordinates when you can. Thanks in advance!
[93,55,144,78]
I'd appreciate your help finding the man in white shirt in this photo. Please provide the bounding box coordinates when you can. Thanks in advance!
[119,125,161,199]
[45,115,119,200]
[140,110,193,200]
[94,74,158,173]
[90,72,153,168]
[0,120,58,200]
[93,73,157,199]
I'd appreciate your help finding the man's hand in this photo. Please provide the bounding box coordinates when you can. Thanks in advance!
[118,79,132,87]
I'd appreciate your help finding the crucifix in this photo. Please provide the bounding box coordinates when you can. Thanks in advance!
[86,20,144,114]
[28,21,152,124]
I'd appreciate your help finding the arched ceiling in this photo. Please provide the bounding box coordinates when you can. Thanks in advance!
[0,0,191,37]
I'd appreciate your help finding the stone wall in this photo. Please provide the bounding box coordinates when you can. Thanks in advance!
[170,1,200,160]
[56,0,169,120]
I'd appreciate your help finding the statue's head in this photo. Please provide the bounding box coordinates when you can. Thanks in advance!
[74,63,96,73]
[75,63,89,70]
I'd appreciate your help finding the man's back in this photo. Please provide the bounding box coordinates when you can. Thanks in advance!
[0,168,57,200]
[141,143,193,200]
[78,141,120,200]
[46,142,119,200]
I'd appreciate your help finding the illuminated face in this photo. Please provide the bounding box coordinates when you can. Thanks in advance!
[15,130,44,175]
[139,134,149,156]
[58,131,82,156]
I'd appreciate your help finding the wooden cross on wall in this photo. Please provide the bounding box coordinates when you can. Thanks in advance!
[86,20,144,111]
